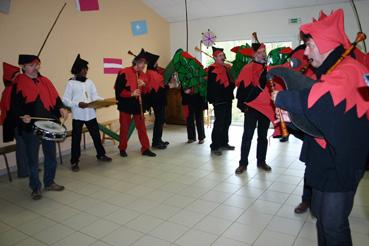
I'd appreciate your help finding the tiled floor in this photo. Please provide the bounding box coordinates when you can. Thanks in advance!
[1,125,369,246]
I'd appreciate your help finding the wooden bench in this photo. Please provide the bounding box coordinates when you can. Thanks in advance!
[100,119,116,144]
[0,144,16,182]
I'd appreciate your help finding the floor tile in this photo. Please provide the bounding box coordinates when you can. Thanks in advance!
[33,224,74,245]
[254,229,295,246]
[223,222,264,244]
[195,216,233,235]
[131,235,171,246]
[175,229,217,246]
[149,221,189,242]
[80,219,120,239]
[267,216,304,236]
[52,232,96,246]
[101,226,143,246]
[126,214,164,233]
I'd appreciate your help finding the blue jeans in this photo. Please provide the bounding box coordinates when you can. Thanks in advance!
[21,131,57,191]
[15,128,31,177]
[311,189,355,246]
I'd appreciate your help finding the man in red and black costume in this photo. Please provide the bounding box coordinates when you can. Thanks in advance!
[143,51,169,149]
[115,50,156,157]
[272,9,369,245]
[0,62,30,178]
[235,37,272,174]
[11,55,68,200]
[207,47,235,156]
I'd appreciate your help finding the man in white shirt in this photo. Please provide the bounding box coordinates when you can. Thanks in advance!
[63,54,112,172]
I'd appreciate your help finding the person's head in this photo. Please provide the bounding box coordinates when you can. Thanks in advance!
[301,33,333,68]
[18,55,40,78]
[71,54,89,77]
[299,9,350,68]
[132,58,146,72]
[212,47,226,65]
[253,46,266,63]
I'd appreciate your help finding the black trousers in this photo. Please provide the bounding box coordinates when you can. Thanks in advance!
[186,104,205,141]
[210,102,232,150]
[311,189,355,246]
[152,104,166,145]
[302,174,313,203]
[239,107,270,166]
[71,118,105,164]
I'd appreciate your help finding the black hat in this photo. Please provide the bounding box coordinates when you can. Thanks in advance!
[71,54,89,74]
[145,51,160,69]
[212,46,224,56]
[133,48,147,65]
[18,54,40,65]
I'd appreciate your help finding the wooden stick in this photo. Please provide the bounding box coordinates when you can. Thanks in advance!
[136,73,144,120]
[37,2,67,57]
[268,79,289,138]
[194,47,233,64]
[20,116,55,121]
[327,32,366,74]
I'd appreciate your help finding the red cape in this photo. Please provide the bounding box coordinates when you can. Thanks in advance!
[207,63,230,88]
[309,56,369,120]
[15,74,60,111]
[146,69,164,92]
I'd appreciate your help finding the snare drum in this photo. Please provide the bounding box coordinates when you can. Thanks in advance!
[33,121,67,141]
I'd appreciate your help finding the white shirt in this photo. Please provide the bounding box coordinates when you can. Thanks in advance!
[63,78,103,121]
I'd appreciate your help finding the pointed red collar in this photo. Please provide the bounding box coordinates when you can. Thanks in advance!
[208,63,230,87]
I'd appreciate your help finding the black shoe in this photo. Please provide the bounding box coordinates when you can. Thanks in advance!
[257,162,272,171]
[71,163,80,172]
[161,140,170,146]
[17,174,29,179]
[31,190,42,200]
[97,155,112,162]
[152,143,167,149]
[211,149,222,156]
[187,139,196,144]
[222,144,235,150]
[120,151,128,157]
[142,149,156,157]
[280,136,289,142]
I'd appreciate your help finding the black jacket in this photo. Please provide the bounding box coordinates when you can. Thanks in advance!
[207,66,234,105]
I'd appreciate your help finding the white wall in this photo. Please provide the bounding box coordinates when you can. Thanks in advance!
[170,1,369,59]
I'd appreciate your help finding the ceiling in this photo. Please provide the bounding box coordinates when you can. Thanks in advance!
[142,0,361,23]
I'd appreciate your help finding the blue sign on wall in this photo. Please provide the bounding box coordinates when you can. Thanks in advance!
[131,20,148,36]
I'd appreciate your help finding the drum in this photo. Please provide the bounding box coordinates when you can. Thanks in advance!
[33,121,67,141]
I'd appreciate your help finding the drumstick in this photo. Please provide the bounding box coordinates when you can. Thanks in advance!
[20,116,56,121]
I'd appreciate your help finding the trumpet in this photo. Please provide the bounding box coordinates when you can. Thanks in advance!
[127,50,145,119]
[194,46,233,64]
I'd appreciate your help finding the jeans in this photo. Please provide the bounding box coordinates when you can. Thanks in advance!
[15,128,31,177]
[71,118,105,164]
[311,189,355,246]
[186,104,205,141]
[21,131,57,191]
[239,108,270,166]
[210,102,232,150]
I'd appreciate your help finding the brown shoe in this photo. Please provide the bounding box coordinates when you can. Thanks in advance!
[235,165,247,174]
[294,202,309,214]
[187,139,195,144]
[198,140,204,144]
[31,190,42,200]
[257,162,272,171]
[45,182,65,192]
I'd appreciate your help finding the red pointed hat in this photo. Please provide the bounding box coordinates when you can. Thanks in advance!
[300,9,351,54]
[3,62,20,83]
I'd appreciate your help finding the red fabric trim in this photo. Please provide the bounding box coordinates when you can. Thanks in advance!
[3,62,19,83]
[308,57,369,120]
[146,70,164,92]
[236,62,264,88]
[14,74,60,111]
[0,86,12,124]
[209,63,230,88]
[181,52,204,67]
[231,46,240,53]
